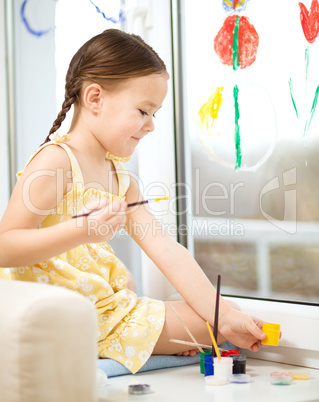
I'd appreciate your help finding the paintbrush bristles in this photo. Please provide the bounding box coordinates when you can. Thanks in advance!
[168,303,204,354]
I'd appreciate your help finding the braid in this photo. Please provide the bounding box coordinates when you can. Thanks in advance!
[43,74,82,144]
[43,95,76,144]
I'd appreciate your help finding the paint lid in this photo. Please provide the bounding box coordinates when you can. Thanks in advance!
[289,370,311,380]
[222,350,240,357]
[205,376,228,386]
[229,374,251,383]
[270,372,292,385]
[128,384,151,395]
[263,323,280,331]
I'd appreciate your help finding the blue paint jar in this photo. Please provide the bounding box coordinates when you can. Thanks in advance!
[200,350,212,374]
[204,354,214,376]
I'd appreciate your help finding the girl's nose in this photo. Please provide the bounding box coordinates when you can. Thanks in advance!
[143,117,155,133]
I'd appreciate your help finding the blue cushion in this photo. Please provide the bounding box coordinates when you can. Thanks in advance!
[97,341,236,377]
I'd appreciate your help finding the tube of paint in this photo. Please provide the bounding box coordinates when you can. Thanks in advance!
[200,350,212,374]
[213,357,233,380]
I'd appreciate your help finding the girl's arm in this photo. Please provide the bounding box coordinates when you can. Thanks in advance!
[0,146,126,267]
[125,177,266,351]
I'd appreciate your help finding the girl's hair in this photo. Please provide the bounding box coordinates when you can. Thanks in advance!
[44,29,167,143]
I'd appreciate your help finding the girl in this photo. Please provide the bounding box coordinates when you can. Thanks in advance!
[0,29,266,374]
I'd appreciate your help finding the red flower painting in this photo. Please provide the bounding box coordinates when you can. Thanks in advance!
[299,0,319,43]
[214,15,259,70]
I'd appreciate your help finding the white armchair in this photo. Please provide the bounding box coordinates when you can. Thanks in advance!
[0,280,98,402]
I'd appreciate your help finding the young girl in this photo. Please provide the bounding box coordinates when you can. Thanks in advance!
[0,29,266,374]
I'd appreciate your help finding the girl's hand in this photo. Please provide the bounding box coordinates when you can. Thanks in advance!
[218,309,266,352]
[76,199,127,243]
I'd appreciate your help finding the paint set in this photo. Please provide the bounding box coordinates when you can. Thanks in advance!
[169,274,306,387]
[201,342,250,385]
[270,370,311,385]
[201,275,250,385]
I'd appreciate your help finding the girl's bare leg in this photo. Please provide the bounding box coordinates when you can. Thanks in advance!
[152,301,227,356]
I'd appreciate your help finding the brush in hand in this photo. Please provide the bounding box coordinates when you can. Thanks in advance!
[72,196,169,219]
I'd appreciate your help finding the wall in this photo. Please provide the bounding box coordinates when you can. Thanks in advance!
[0,0,10,219]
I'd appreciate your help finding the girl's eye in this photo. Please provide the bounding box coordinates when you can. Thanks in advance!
[139,109,148,116]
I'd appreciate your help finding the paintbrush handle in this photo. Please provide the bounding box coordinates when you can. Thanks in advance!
[71,201,146,219]
[71,211,94,219]
[72,197,168,218]
[126,200,148,208]
[206,322,222,359]
[168,303,204,354]
[213,274,221,354]
[169,339,226,352]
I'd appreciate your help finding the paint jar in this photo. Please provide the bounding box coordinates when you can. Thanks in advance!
[213,357,233,380]
[204,354,214,376]
[270,372,292,385]
[205,376,228,386]
[289,370,311,380]
[261,323,281,346]
[200,350,212,374]
[222,350,240,357]
[231,354,246,374]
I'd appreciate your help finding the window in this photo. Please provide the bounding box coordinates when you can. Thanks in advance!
[174,0,319,305]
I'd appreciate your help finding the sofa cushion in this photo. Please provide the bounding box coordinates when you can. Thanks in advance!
[0,280,97,402]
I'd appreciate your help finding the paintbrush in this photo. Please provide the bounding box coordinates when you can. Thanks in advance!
[169,339,226,352]
[206,322,221,359]
[213,274,221,356]
[72,196,169,219]
[168,303,204,354]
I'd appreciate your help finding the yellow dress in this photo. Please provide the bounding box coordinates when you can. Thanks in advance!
[0,137,165,374]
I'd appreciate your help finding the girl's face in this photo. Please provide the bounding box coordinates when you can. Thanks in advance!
[96,73,168,157]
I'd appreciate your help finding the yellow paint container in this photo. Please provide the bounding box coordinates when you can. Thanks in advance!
[261,323,281,346]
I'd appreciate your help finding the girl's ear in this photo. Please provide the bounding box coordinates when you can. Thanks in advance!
[82,83,103,113]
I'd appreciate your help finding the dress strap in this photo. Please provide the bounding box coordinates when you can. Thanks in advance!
[106,157,131,198]
[17,140,84,187]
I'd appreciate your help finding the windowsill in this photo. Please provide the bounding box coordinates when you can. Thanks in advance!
[225,296,319,369]
[168,292,318,368]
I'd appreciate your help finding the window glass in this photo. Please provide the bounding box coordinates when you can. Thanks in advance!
[183,0,319,303]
